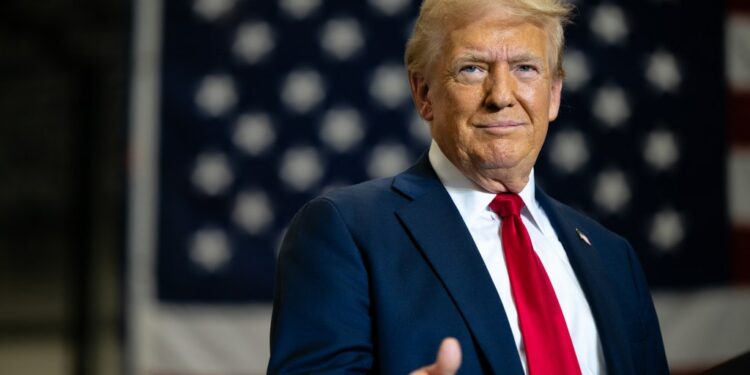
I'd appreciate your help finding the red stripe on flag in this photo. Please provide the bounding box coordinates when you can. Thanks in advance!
[728,0,750,14]
[731,225,750,285]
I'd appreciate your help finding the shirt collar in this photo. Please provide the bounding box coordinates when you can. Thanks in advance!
[428,141,544,229]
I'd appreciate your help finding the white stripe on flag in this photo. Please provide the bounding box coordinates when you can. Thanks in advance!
[125,292,750,374]
[655,288,750,371]
[142,305,271,374]
[729,149,750,225]
[127,0,164,372]
[727,14,750,90]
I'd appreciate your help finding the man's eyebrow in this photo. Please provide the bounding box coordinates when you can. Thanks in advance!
[508,53,545,65]
[451,50,546,66]
[452,51,493,63]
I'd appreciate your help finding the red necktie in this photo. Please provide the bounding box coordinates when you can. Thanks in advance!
[489,193,582,375]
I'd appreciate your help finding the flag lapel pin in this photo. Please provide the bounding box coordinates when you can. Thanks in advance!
[575,228,592,246]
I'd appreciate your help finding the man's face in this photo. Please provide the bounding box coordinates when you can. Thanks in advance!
[413,8,562,190]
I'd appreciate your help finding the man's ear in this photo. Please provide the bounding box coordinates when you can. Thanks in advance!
[548,77,563,122]
[409,71,433,121]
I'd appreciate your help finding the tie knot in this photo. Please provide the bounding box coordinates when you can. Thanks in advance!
[489,193,524,218]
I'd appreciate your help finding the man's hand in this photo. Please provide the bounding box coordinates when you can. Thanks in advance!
[409,337,462,375]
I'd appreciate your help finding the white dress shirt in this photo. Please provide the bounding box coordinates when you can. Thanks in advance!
[428,141,606,375]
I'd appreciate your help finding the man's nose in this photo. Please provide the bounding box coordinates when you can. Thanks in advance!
[483,68,515,110]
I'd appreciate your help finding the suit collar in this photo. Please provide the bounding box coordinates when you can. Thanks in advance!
[391,152,438,200]
[392,154,525,375]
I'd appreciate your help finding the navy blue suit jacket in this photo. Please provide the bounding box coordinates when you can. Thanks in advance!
[269,155,669,374]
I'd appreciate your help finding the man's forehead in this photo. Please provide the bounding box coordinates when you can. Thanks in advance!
[443,3,536,33]
[447,14,546,40]
[443,21,550,57]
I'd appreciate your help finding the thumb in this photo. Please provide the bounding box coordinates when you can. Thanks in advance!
[434,337,462,374]
[409,337,463,375]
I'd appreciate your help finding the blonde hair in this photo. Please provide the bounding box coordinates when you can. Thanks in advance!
[404,0,574,78]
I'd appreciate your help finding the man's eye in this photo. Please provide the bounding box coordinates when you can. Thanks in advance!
[460,65,482,73]
[517,64,538,73]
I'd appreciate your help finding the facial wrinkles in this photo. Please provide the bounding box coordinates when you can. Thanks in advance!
[424,11,558,193]
[439,32,542,130]
[462,52,548,125]
[454,18,556,75]
[448,36,549,81]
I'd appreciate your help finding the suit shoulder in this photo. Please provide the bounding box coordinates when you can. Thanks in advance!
[315,177,402,210]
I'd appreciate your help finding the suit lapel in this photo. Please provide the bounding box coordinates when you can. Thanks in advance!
[536,189,636,375]
[392,156,524,375]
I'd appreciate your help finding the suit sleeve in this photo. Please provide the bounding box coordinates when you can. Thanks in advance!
[624,241,670,374]
[268,198,373,374]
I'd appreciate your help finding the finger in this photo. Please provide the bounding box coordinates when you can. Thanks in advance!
[434,337,462,374]
[408,337,463,375]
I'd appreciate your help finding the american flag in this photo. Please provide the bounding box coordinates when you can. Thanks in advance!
[127,0,750,374]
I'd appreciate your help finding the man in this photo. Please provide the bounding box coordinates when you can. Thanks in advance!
[269,0,669,373]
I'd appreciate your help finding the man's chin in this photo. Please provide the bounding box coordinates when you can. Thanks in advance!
[473,153,526,172]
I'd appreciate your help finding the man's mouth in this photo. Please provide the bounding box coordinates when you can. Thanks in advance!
[475,121,525,130]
